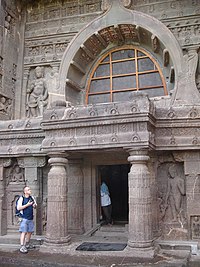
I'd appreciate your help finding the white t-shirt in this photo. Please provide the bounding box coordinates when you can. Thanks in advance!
[101,192,111,207]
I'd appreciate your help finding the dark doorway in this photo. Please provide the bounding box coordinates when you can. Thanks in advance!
[99,164,129,223]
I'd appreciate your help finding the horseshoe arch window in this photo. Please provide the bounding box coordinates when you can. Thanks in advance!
[86,46,167,104]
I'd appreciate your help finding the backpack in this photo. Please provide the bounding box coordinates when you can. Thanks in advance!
[15,195,23,217]
[15,195,34,217]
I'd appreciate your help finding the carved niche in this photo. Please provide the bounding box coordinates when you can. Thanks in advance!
[191,216,200,240]
[157,162,187,240]
[26,66,49,117]
[4,160,26,229]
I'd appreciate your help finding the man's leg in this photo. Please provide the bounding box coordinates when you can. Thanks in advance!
[25,232,32,245]
[19,219,28,253]
[20,232,26,246]
[25,220,35,249]
[102,205,112,225]
[107,204,112,224]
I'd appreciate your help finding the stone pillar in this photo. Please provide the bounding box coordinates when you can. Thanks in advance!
[42,153,70,252]
[68,159,84,234]
[0,159,8,235]
[18,156,46,234]
[127,149,154,257]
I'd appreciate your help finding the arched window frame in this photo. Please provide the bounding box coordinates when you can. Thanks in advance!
[86,45,167,104]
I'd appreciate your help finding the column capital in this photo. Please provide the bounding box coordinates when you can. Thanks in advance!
[48,152,68,166]
[127,148,149,163]
[17,156,46,168]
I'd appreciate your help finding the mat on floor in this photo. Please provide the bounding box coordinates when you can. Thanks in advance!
[76,242,127,251]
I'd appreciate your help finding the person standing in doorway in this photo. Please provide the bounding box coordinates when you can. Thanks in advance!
[17,186,37,253]
[100,179,113,226]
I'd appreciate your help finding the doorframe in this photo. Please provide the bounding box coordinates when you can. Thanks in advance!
[96,164,129,225]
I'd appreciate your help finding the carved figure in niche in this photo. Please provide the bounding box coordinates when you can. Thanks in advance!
[4,15,11,30]
[151,35,159,53]
[192,216,200,239]
[26,66,48,117]
[164,164,186,223]
[101,0,111,11]
[0,97,7,113]
[184,48,198,79]
[10,165,24,183]
[42,198,47,232]
[6,99,13,119]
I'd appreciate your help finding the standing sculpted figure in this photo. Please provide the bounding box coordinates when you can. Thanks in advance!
[164,165,186,222]
[26,66,48,117]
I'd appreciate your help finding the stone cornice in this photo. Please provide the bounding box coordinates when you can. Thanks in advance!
[1,99,200,156]
[0,118,44,156]
[41,98,154,152]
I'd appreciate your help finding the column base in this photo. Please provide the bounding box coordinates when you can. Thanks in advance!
[40,236,71,254]
[126,245,156,259]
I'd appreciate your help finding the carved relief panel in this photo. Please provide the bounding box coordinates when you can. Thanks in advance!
[24,0,102,68]
[191,216,200,240]
[1,4,19,120]
[4,160,26,231]
[0,94,13,120]
[157,162,187,240]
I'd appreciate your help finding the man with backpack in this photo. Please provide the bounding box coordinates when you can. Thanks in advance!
[16,186,37,253]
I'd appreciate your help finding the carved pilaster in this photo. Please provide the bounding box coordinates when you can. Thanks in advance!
[127,149,154,256]
[18,156,46,234]
[42,153,70,251]
[68,159,84,234]
[18,156,46,196]
[22,68,30,118]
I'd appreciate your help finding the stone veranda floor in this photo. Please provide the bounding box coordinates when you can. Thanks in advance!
[0,225,200,267]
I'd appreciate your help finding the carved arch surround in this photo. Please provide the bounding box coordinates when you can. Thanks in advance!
[58,3,184,105]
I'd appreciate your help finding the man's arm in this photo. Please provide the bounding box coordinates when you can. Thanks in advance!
[17,197,33,211]
[31,196,37,209]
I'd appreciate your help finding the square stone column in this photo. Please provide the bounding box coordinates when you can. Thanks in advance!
[41,153,71,253]
[127,149,155,257]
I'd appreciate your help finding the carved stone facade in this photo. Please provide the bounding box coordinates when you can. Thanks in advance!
[0,0,200,257]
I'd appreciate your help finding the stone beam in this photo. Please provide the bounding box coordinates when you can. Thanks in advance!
[94,32,107,48]
[80,44,95,60]
[66,78,82,92]
[70,60,86,75]
[114,25,125,43]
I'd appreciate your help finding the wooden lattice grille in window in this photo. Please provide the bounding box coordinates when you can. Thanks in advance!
[86,46,167,104]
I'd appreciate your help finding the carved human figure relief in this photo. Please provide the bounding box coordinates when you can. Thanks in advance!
[191,216,200,240]
[0,96,7,113]
[184,48,198,80]
[26,66,49,117]
[9,165,25,184]
[101,0,111,11]
[164,164,186,223]
[4,14,11,30]
[6,98,13,119]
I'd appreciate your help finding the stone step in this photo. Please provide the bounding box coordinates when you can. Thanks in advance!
[92,226,128,238]
[0,234,44,245]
